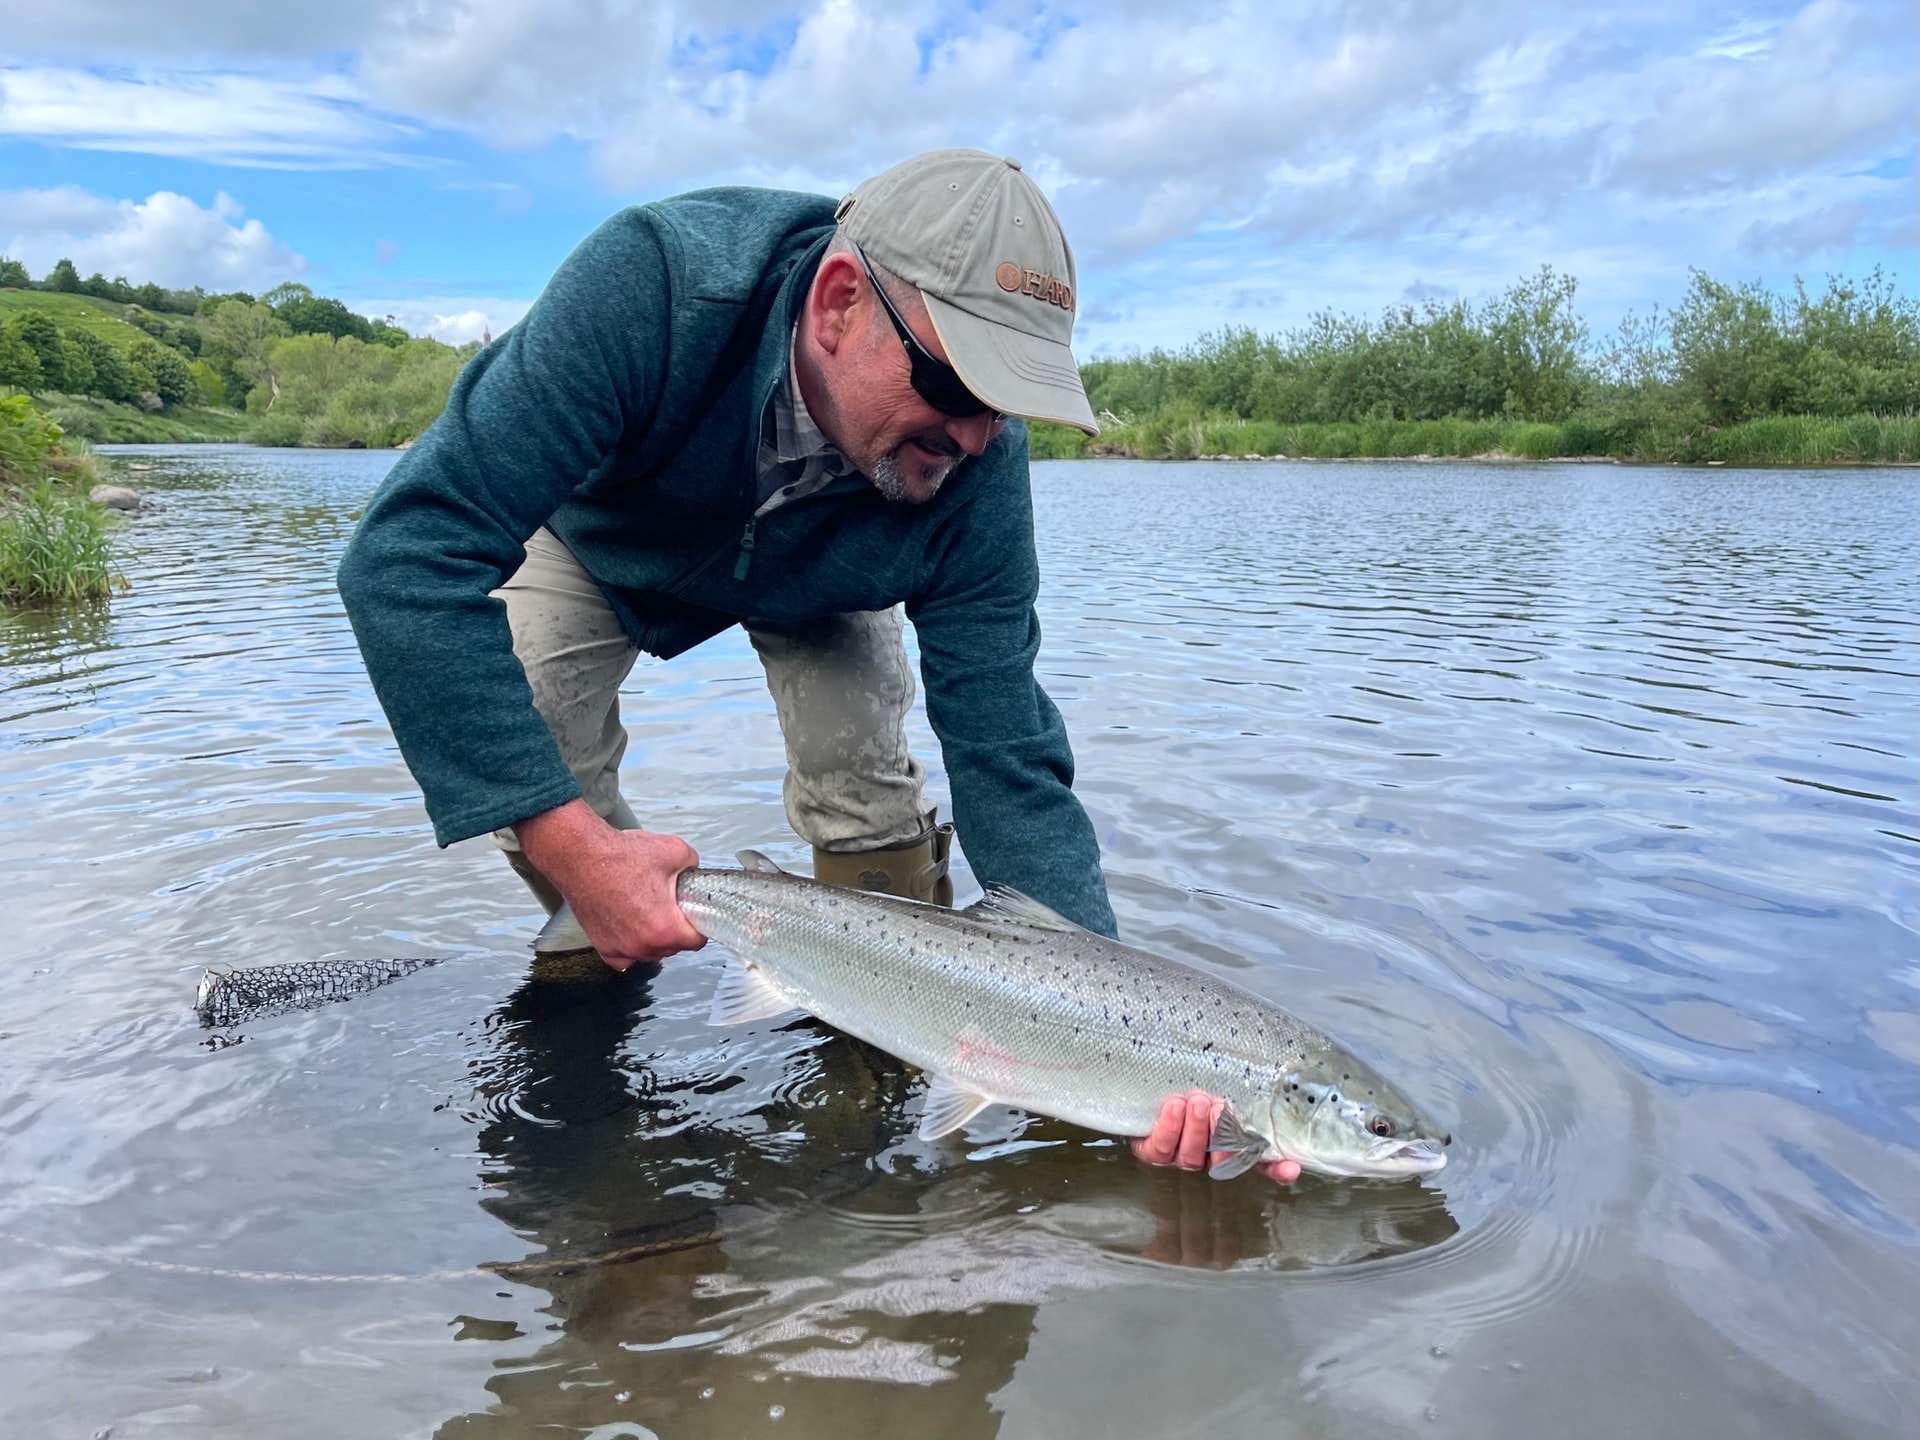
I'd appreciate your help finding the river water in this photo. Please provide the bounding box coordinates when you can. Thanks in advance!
[1,448,1913,1439]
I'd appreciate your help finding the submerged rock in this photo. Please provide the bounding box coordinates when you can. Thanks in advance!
[88,484,145,512]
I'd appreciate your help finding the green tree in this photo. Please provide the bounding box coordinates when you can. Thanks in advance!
[197,291,257,315]
[4,312,68,392]
[187,359,225,406]
[1481,266,1588,420]
[261,281,313,310]
[1785,268,1919,414]
[58,335,96,397]
[48,258,81,293]
[202,299,287,408]
[0,330,42,391]
[368,316,412,348]
[129,338,194,406]
[265,281,373,342]
[0,257,28,288]
[76,331,137,404]
[134,282,166,311]
[242,331,468,446]
[1669,271,1792,423]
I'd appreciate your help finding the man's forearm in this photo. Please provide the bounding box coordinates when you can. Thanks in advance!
[515,797,614,883]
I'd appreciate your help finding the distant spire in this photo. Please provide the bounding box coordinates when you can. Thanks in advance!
[482,324,493,346]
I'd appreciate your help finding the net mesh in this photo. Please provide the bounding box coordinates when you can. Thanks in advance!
[195,957,441,1027]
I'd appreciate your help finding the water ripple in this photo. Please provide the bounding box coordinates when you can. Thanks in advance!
[0,451,1914,1439]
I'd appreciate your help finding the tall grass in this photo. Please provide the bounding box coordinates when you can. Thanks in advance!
[1030,412,1919,465]
[1,392,121,604]
[0,478,120,602]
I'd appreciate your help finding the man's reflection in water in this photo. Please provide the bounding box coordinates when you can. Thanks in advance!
[436,964,1458,1439]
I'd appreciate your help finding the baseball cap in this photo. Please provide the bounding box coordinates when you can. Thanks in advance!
[835,149,1098,436]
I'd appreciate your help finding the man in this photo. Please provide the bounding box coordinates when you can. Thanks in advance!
[337,149,1296,1185]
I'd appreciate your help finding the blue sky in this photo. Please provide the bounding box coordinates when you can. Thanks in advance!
[1,0,1913,350]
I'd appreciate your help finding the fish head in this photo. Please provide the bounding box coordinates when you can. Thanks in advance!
[1264,1047,1450,1180]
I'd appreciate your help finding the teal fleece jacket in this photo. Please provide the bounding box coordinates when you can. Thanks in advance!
[336,187,1116,937]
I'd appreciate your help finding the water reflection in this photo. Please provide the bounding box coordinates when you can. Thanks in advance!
[2,451,1913,1440]
[441,960,1457,1435]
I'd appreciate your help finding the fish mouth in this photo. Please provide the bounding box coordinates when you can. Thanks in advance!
[1334,1138,1447,1177]
[1373,1139,1447,1174]
[1297,1139,1448,1180]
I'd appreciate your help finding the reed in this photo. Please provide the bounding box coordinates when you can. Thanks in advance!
[0,477,120,603]
[1030,412,1918,466]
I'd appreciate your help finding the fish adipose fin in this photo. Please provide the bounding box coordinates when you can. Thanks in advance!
[709,961,802,1026]
[962,886,1088,934]
[917,1074,995,1140]
[534,902,594,956]
[1207,1105,1270,1180]
[738,849,790,875]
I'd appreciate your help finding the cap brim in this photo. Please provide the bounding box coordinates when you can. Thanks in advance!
[922,293,1099,436]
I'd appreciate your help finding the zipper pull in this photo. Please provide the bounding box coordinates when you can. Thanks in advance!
[733,517,758,581]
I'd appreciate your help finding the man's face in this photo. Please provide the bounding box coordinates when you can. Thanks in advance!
[809,257,1006,504]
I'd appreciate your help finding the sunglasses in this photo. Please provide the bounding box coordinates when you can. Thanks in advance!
[855,245,1003,421]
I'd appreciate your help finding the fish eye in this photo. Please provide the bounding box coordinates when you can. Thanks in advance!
[1368,1114,1395,1139]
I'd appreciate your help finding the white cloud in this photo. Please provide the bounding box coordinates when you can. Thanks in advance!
[0,0,1909,342]
[0,67,421,167]
[336,0,1910,270]
[1740,202,1871,261]
[1612,0,1912,193]
[347,296,533,345]
[0,186,307,291]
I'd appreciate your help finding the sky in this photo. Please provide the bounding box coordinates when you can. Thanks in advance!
[0,0,1912,351]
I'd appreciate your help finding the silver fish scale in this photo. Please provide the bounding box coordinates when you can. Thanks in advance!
[677,867,1335,1139]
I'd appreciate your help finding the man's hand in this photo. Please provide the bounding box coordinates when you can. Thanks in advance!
[1131,1090,1302,1185]
[515,799,706,969]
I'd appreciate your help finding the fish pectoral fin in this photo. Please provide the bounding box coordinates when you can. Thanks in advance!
[961,885,1088,934]
[534,902,594,956]
[708,960,803,1026]
[917,1074,995,1140]
[1206,1106,1270,1181]
[737,849,790,875]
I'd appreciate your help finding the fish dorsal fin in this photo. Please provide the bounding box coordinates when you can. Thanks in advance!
[917,1073,995,1140]
[534,902,594,956]
[1206,1105,1271,1180]
[708,959,802,1027]
[961,885,1088,933]
[737,849,790,875]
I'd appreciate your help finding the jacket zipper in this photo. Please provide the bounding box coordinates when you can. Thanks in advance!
[733,516,758,581]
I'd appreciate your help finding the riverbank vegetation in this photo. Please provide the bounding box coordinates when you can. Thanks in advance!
[0,393,117,603]
[6,254,1914,467]
[1031,267,1918,465]
[1,259,470,449]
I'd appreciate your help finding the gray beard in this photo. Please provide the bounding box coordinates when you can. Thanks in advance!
[870,448,949,504]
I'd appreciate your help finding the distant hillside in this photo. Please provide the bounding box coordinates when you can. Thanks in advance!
[0,289,159,354]
[2,265,475,448]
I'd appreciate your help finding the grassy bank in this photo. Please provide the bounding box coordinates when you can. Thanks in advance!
[38,393,253,444]
[0,394,118,604]
[1029,412,1920,465]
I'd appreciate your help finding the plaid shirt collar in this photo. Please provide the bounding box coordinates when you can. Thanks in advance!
[755,326,855,510]
[769,326,844,466]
